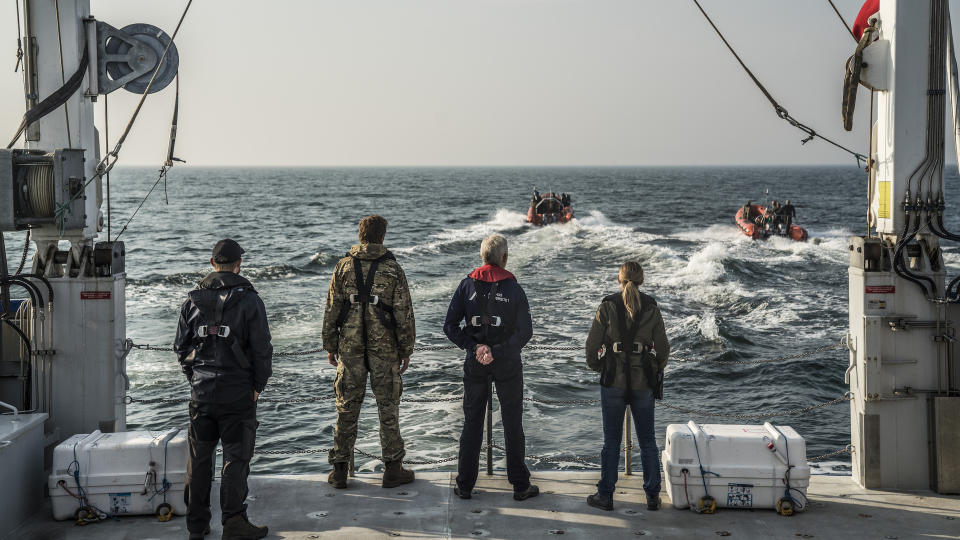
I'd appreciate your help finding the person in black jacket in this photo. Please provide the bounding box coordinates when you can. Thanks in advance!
[443,234,538,501]
[174,239,273,540]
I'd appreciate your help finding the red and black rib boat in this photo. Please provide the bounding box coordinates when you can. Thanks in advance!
[735,204,808,242]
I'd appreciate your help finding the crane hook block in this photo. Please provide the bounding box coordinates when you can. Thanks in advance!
[96,22,179,95]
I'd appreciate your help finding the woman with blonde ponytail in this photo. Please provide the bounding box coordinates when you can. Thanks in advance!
[584,261,670,512]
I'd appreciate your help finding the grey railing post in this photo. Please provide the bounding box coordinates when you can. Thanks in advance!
[486,376,494,476]
[349,451,355,478]
[624,408,633,476]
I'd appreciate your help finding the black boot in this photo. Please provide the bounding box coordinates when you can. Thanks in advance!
[382,461,415,488]
[587,492,614,511]
[647,495,661,511]
[513,484,540,501]
[328,462,348,489]
[221,515,267,540]
[188,525,211,540]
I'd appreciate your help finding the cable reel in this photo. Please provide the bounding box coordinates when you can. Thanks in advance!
[698,495,717,514]
[96,22,179,95]
[842,18,880,131]
[155,502,174,522]
[776,497,795,516]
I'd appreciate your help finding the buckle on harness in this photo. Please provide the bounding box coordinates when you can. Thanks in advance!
[612,342,644,354]
[349,293,379,305]
[197,325,231,338]
[470,315,502,327]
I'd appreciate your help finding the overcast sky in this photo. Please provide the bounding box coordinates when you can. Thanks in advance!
[0,0,946,166]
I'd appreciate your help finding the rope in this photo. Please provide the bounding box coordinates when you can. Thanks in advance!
[825,0,857,41]
[113,167,170,241]
[690,0,867,166]
[13,0,22,72]
[53,0,72,148]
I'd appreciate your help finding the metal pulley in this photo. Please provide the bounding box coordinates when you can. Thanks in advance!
[96,22,179,95]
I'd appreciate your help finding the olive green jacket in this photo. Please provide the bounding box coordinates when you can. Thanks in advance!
[322,243,416,359]
[585,292,669,392]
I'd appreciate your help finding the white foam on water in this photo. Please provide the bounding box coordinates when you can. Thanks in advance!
[434,208,529,242]
[698,311,721,342]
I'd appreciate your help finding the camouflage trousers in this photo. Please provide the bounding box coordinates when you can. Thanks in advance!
[329,353,406,464]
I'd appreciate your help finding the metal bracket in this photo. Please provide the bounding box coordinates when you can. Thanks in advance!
[886,317,952,331]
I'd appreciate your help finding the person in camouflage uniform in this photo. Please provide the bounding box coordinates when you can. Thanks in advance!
[322,214,416,489]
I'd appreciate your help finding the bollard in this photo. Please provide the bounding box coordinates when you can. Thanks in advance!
[485,376,493,476]
[349,451,355,478]
[624,408,633,476]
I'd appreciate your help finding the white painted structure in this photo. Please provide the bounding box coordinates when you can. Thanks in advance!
[849,0,960,493]
[18,0,127,441]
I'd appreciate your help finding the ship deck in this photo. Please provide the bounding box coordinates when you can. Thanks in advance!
[11,472,960,539]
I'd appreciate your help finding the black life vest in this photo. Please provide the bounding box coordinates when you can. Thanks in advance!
[600,293,662,401]
[467,279,512,347]
[334,251,398,360]
[189,286,251,370]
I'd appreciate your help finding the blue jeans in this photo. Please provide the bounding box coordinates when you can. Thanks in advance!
[597,386,661,498]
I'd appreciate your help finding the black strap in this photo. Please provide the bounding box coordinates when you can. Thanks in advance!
[609,297,658,402]
[471,279,506,345]
[335,253,396,363]
[216,288,251,370]
[7,43,89,149]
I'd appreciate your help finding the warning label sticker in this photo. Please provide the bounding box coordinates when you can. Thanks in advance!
[865,285,895,294]
[878,181,891,219]
[80,291,111,300]
[727,483,753,508]
[110,492,132,514]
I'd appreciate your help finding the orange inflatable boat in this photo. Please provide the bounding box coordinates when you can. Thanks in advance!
[527,192,574,226]
[735,204,808,242]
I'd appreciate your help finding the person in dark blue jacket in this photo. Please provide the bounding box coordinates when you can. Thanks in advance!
[443,233,538,501]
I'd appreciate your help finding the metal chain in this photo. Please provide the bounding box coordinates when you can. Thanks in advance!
[125,393,851,415]
[354,446,460,465]
[658,394,852,420]
[128,341,846,361]
[808,445,853,462]
[684,343,847,366]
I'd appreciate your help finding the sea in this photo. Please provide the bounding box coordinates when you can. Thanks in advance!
[18,165,960,475]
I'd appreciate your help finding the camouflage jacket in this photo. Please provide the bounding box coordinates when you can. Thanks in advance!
[322,243,416,359]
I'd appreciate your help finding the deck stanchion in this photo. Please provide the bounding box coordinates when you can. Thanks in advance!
[349,451,355,478]
[486,376,493,476]
[624,408,633,476]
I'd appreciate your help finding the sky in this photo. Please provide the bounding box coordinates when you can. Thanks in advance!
[0,0,944,166]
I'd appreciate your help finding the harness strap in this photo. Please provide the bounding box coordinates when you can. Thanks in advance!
[614,300,642,402]
[194,287,251,370]
[470,279,505,345]
[335,253,396,364]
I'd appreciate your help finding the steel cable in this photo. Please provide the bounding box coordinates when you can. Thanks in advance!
[690,0,867,165]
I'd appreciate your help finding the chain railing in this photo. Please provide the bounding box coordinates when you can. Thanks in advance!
[127,339,846,365]
[125,338,853,470]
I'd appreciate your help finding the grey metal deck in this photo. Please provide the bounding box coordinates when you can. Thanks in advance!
[10,472,960,539]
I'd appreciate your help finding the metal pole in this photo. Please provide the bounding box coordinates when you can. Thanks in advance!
[348,451,355,478]
[486,376,493,476]
[624,408,633,476]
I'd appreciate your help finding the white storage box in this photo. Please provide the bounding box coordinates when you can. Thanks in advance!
[662,421,810,512]
[49,428,188,520]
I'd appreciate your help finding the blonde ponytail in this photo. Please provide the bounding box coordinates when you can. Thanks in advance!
[618,261,645,320]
